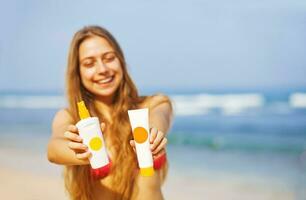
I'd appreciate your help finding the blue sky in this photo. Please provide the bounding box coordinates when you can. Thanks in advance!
[1,0,306,93]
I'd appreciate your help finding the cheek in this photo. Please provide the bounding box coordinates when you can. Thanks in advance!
[110,61,123,79]
[80,68,95,82]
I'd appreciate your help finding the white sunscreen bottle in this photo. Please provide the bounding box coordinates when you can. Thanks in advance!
[76,101,110,178]
[128,108,154,176]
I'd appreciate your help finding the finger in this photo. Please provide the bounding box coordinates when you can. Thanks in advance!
[76,151,92,160]
[129,140,136,148]
[150,127,158,143]
[68,125,78,133]
[129,140,136,152]
[100,122,106,132]
[153,148,166,159]
[64,131,82,142]
[152,138,167,155]
[68,141,88,151]
[150,130,165,150]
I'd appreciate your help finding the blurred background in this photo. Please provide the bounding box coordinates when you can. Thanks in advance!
[0,0,306,199]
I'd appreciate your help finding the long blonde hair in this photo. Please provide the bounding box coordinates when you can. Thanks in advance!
[64,25,169,200]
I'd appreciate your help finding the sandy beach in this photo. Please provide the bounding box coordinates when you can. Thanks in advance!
[0,147,297,200]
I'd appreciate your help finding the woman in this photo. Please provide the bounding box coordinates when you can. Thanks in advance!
[47,25,173,200]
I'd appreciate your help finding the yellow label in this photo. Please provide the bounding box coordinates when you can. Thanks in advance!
[89,137,103,151]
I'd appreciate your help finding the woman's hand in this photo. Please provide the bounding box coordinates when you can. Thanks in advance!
[130,127,167,159]
[63,122,106,160]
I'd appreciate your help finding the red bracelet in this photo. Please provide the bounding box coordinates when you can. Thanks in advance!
[90,159,112,180]
[91,153,167,179]
[153,153,167,170]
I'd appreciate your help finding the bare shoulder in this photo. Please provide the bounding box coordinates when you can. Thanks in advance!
[142,93,173,111]
[51,108,74,136]
[53,108,74,125]
[142,94,173,132]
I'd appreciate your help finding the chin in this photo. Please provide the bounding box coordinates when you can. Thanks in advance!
[93,85,120,99]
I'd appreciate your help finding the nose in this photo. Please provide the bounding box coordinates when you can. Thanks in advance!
[95,59,108,74]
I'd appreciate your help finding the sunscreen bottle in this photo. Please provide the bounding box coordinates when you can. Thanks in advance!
[76,101,110,179]
[128,108,154,176]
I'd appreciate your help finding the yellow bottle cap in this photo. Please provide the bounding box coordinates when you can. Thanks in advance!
[140,166,154,177]
[77,101,90,119]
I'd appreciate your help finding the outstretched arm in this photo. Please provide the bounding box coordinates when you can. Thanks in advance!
[47,109,92,165]
[131,95,173,200]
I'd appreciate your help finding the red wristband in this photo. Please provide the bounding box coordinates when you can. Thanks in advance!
[153,153,167,170]
[90,160,112,180]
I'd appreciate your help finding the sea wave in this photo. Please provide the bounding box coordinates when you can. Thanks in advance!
[0,95,66,109]
[0,92,306,116]
[289,93,306,108]
[171,93,265,116]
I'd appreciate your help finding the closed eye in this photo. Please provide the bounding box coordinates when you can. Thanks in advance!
[102,52,116,63]
[82,59,95,67]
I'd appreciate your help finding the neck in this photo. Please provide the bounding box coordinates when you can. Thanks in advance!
[94,97,114,123]
[96,94,114,106]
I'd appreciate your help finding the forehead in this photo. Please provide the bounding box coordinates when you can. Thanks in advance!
[79,36,114,60]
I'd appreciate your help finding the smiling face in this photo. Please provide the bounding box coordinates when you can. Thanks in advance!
[79,36,123,102]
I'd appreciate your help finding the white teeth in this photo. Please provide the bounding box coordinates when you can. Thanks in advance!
[98,77,113,84]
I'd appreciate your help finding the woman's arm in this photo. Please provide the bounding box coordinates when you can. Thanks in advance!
[149,95,173,159]
[149,95,173,134]
[131,95,173,200]
[47,109,90,165]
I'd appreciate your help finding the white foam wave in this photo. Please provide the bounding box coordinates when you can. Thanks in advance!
[171,93,265,116]
[1,92,304,115]
[289,93,306,108]
[0,95,66,109]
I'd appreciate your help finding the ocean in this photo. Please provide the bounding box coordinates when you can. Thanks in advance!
[0,88,306,198]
